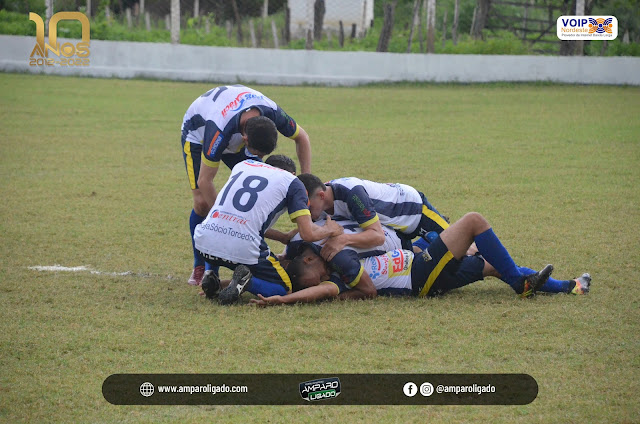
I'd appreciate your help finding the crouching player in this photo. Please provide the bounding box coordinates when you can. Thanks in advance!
[194,152,343,305]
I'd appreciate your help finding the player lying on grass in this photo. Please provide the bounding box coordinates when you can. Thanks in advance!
[411,233,591,295]
[200,217,405,301]
[297,173,450,261]
[181,84,312,286]
[194,151,343,306]
[249,211,591,306]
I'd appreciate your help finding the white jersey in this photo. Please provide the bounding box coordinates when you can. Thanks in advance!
[328,178,424,234]
[362,249,414,291]
[288,218,403,258]
[181,85,299,164]
[194,160,310,265]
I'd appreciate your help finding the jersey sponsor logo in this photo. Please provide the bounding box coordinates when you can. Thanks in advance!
[200,222,255,241]
[390,250,411,276]
[351,194,373,218]
[207,132,222,157]
[385,183,405,196]
[220,91,266,118]
[209,209,249,225]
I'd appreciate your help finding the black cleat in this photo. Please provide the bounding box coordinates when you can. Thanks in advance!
[201,270,221,299]
[518,264,554,298]
[218,265,252,305]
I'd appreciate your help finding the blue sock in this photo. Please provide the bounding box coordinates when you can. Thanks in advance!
[518,266,571,293]
[474,228,522,289]
[412,237,429,251]
[205,263,219,275]
[247,277,287,297]
[190,209,206,268]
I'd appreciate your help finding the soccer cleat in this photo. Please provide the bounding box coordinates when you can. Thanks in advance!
[201,270,221,299]
[518,264,554,298]
[218,265,252,305]
[187,265,205,286]
[568,273,591,295]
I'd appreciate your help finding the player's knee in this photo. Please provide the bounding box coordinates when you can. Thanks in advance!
[462,212,490,232]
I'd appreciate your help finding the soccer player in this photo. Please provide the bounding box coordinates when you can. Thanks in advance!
[284,217,405,261]
[193,154,344,305]
[181,84,311,285]
[249,211,563,306]
[296,173,450,261]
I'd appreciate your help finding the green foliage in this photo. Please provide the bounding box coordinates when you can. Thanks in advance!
[2,5,639,56]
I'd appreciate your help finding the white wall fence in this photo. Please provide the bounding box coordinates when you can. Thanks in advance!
[2,35,639,86]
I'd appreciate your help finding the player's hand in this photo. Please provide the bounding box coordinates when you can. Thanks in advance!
[320,234,347,262]
[283,229,299,244]
[324,215,343,237]
[248,294,284,307]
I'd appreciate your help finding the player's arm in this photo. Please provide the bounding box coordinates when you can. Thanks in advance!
[337,271,377,300]
[264,228,299,244]
[197,163,219,210]
[273,106,311,173]
[249,282,339,306]
[198,122,227,209]
[320,220,385,261]
[293,125,311,174]
[295,215,343,242]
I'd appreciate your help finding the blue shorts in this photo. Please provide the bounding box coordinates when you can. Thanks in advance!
[407,192,450,240]
[198,250,292,293]
[182,140,203,190]
[410,236,485,297]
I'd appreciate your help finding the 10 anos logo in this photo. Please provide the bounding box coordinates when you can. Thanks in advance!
[29,12,90,66]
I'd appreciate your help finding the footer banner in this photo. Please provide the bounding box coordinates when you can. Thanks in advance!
[103,373,538,405]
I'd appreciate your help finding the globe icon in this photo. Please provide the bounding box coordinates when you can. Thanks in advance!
[140,382,154,397]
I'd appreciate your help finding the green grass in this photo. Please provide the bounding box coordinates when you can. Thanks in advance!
[1,73,639,423]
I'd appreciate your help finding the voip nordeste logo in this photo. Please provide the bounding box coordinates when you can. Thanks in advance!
[557,15,618,40]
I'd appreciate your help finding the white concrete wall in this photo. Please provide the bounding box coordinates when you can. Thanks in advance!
[289,0,374,38]
[1,35,639,86]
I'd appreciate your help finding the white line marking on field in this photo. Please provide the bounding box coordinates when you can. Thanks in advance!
[28,265,174,279]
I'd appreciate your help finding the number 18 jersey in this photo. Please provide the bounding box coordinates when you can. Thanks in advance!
[194,160,311,265]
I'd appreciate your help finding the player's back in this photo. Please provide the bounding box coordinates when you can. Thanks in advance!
[329,177,423,234]
[194,160,305,264]
[362,249,414,291]
[288,217,403,259]
[187,85,277,129]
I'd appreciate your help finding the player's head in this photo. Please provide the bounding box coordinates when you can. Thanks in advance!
[265,154,296,175]
[297,173,327,220]
[243,116,277,157]
[287,243,329,291]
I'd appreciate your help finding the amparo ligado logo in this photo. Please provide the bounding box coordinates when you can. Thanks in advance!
[299,377,341,402]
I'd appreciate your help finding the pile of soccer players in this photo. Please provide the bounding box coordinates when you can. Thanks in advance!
[180,85,591,306]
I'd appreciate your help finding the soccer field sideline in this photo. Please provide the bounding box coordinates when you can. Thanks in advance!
[0,73,639,423]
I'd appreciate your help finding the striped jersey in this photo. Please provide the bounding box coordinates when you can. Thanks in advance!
[194,160,310,265]
[327,249,415,294]
[287,218,403,259]
[327,178,424,234]
[181,85,299,166]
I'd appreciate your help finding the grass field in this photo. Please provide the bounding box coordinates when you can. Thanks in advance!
[1,73,639,423]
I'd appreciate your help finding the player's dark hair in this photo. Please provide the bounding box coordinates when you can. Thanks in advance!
[265,154,296,174]
[297,173,326,196]
[245,116,277,155]
[286,243,316,292]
